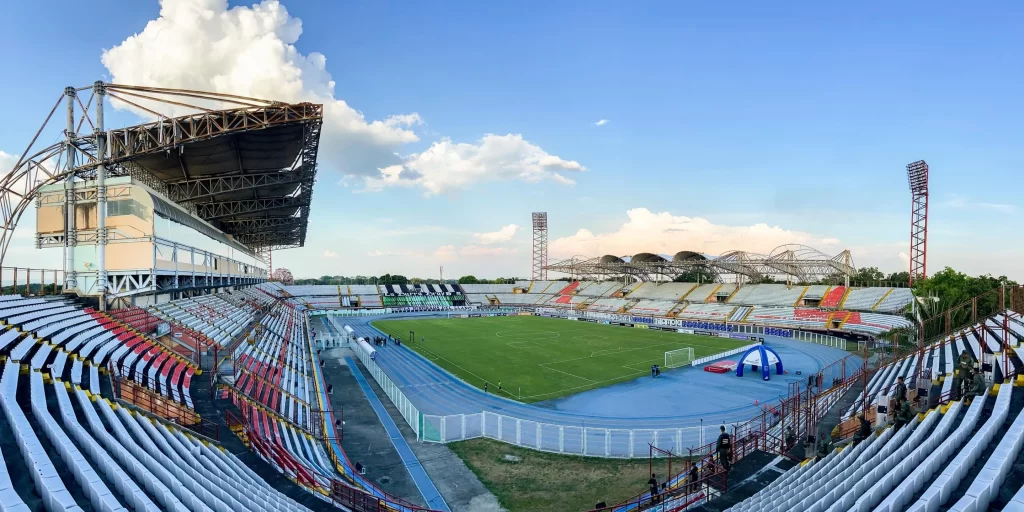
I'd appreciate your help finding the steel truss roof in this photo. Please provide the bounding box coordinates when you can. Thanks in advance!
[544,244,856,283]
[0,83,323,264]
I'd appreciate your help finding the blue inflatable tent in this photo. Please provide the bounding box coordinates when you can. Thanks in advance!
[736,345,784,381]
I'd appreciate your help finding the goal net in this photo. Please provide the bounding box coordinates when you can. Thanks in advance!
[664,347,695,369]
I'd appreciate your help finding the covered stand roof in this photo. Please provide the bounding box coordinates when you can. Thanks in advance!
[106,87,323,253]
[545,244,856,282]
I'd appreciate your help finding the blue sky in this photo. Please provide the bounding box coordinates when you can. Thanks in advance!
[1,1,1022,280]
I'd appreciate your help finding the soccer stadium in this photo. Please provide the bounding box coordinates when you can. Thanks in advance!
[1,12,1023,512]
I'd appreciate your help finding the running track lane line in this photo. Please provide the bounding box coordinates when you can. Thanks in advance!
[346,356,452,512]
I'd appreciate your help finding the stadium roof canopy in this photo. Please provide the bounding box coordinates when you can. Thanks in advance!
[545,244,856,283]
[0,83,323,262]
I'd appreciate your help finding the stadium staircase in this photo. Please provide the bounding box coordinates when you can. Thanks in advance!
[793,286,809,307]
[557,281,581,296]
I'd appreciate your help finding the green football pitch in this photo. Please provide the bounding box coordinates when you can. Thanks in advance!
[370,316,748,403]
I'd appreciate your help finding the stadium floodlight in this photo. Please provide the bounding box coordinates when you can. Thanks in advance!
[906,160,929,286]
[664,347,695,369]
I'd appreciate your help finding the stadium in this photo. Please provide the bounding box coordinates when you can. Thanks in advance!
[0,77,1022,512]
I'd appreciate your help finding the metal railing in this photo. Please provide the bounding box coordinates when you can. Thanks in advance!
[0,266,64,296]
[353,346,421,437]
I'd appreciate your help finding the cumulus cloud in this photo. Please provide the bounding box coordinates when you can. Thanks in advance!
[594,119,609,126]
[474,224,518,245]
[323,249,338,258]
[898,252,910,267]
[100,0,581,194]
[0,151,16,175]
[364,134,585,195]
[550,208,839,258]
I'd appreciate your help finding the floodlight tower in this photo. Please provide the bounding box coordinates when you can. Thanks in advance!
[907,161,929,286]
[532,212,548,280]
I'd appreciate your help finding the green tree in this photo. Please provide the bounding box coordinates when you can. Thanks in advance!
[458,275,479,284]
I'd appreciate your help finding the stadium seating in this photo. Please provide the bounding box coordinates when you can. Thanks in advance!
[587,298,631,313]
[684,283,728,302]
[0,296,197,408]
[820,286,846,308]
[0,360,308,512]
[576,281,623,297]
[234,303,313,430]
[150,294,258,347]
[798,284,832,305]
[875,287,915,313]
[842,287,892,311]
[459,284,517,294]
[627,282,694,301]
[728,284,808,307]
[627,300,679,316]
[356,295,383,308]
[675,303,735,321]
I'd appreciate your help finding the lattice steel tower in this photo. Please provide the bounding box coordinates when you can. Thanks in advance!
[907,160,929,286]
[532,212,548,280]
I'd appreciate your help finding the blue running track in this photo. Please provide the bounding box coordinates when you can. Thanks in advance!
[341,312,860,453]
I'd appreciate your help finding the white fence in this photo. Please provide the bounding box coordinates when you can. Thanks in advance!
[419,411,719,458]
[353,347,421,437]
[691,343,760,367]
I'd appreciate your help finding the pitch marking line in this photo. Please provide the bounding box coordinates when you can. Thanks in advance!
[537,363,598,383]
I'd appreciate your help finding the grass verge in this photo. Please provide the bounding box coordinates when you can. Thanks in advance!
[448,438,681,512]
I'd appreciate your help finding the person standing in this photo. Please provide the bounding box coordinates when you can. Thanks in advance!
[484,382,488,394]
[894,376,907,402]
[648,473,660,504]
[716,426,732,471]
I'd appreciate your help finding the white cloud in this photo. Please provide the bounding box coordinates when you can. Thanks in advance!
[550,208,839,258]
[367,249,413,257]
[364,134,584,195]
[474,224,518,245]
[323,249,338,258]
[100,0,580,194]
[940,195,1016,214]
[434,245,458,260]
[0,151,16,175]
[101,0,418,178]
[594,119,609,126]
[459,245,516,257]
[898,252,910,267]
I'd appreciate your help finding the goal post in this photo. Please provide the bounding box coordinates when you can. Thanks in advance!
[664,347,695,369]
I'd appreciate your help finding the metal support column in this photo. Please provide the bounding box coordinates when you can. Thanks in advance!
[63,86,77,291]
[94,81,108,310]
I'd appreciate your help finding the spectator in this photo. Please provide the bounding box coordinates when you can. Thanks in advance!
[816,433,831,461]
[785,426,796,451]
[716,426,732,471]
[894,376,907,402]
[966,370,986,400]
[688,464,700,494]
[893,397,913,431]
[853,415,871,445]
[648,473,660,504]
